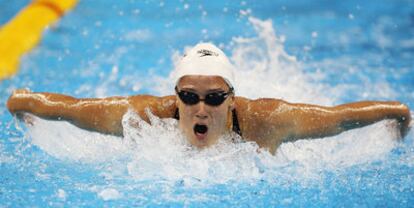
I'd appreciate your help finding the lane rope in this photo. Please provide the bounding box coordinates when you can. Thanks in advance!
[0,0,78,80]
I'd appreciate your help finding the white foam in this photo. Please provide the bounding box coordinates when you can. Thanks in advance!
[98,188,122,201]
[24,109,399,184]
[0,142,15,164]
[124,29,152,42]
[26,114,133,163]
[230,17,334,105]
[56,189,67,200]
[276,120,397,169]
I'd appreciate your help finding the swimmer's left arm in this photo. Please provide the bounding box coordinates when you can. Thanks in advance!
[277,101,411,141]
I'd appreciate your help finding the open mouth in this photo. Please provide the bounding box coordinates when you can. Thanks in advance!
[193,124,208,140]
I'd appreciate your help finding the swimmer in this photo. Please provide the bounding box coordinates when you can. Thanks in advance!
[6,43,412,153]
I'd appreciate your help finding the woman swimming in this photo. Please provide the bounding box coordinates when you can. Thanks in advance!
[6,43,411,153]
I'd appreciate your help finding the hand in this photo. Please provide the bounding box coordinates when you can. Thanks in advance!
[7,88,32,114]
[12,88,32,96]
[9,88,35,126]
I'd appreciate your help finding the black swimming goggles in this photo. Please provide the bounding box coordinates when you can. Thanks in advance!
[175,87,233,106]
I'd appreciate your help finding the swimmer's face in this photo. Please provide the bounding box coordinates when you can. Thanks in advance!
[176,75,235,148]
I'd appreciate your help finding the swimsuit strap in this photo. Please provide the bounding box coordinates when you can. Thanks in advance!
[232,109,242,136]
[173,108,242,136]
[174,108,180,120]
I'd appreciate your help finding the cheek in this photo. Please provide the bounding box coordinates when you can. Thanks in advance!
[177,106,194,135]
[210,106,229,124]
[178,104,195,122]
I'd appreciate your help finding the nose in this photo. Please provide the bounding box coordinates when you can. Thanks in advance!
[195,101,208,119]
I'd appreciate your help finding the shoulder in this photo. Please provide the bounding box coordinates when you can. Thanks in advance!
[233,96,289,131]
[234,96,287,114]
[233,96,290,152]
[128,95,177,118]
[234,96,290,124]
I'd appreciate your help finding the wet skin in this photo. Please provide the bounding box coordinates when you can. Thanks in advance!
[6,76,412,154]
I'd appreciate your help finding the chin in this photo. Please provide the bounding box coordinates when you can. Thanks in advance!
[189,136,217,148]
[189,138,209,148]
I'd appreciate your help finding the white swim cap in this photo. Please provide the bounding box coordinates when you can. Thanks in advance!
[174,42,235,89]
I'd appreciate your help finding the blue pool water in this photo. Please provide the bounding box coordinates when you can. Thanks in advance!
[1,0,414,207]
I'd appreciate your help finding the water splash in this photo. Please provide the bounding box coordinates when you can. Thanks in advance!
[24,108,398,186]
[153,17,334,105]
[26,114,131,163]
[20,16,402,186]
[230,17,334,105]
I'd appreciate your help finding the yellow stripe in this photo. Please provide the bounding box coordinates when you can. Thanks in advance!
[0,0,78,80]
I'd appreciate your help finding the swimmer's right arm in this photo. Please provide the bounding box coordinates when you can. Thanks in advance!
[6,89,177,136]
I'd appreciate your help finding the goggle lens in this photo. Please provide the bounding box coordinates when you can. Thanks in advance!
[176,88,232,106]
